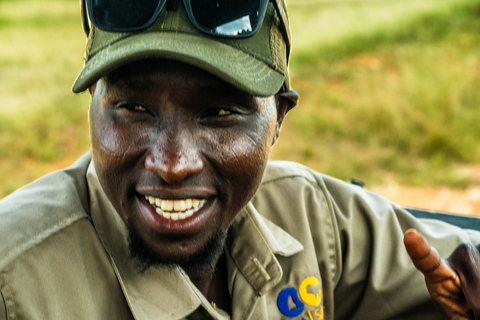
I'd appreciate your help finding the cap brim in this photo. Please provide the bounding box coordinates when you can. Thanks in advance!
[72,32,284,97]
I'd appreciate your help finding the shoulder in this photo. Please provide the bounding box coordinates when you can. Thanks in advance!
[255,162,345,285]
[0,153,92,269]
[256,160,387,229]
[262,160,318,183]
[255,161,341,224]
[261,160,361,196]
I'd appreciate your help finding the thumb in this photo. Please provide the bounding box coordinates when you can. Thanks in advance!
[403,229,461,287]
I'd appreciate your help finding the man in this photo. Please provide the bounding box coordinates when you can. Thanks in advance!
[0,0,479,319]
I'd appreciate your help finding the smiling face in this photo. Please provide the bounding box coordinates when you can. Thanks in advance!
[89,59,295,273]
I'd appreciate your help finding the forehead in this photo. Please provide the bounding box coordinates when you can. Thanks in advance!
[102,59,254,99]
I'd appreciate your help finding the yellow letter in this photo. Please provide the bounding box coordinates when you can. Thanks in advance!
[299,276,322,306]
[315,306,324,319]
[307,310,314,320]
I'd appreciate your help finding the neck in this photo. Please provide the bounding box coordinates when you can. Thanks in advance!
[188,253,231,315]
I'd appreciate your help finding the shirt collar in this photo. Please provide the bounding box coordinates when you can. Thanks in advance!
[226,203,304,296]
[86,161,303,319]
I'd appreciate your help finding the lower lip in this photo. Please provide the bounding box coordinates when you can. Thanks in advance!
[136,195,215,235]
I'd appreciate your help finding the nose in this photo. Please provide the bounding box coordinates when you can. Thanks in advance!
[144,129,204,184]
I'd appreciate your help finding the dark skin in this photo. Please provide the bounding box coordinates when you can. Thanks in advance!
[88,58,480,317]
[405,230,480,319]
[88,59,298,311]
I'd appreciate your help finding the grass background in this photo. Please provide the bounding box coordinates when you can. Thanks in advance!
[1,0,480,198]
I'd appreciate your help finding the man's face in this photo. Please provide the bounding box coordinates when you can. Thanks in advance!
[89,59,286,270]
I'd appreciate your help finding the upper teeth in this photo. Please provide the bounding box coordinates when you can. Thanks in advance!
[144,196,206,220]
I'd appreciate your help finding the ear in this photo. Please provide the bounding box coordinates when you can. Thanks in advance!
[272,90,299,145]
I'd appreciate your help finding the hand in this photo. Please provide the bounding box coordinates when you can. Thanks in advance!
[404,229,480,319]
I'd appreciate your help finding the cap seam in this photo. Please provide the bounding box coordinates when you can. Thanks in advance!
[89,30,273,68]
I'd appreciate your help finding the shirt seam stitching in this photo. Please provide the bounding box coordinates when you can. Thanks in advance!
[261,174,316,186]
[261,173,339,283]
[229,207,278,295]
[2,215,88,268]
[0,273,14,319]
[241,294,259,320]
[316,183,338,285]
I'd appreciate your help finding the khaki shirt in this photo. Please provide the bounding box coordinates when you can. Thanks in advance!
[1,152,479,320]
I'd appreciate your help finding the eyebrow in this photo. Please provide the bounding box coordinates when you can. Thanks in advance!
[105,78,158,94]
[106,76,254,101]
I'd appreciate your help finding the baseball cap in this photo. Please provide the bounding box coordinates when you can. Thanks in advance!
[72,1,291,97]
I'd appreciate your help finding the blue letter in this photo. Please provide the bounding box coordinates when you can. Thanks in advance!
[277,287,304,317]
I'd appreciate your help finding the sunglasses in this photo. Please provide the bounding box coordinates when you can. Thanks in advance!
[81,0,290,57]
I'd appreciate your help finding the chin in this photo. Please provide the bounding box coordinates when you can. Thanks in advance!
[127,224,227,275]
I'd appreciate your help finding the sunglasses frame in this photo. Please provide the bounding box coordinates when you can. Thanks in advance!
[81,0,290,58]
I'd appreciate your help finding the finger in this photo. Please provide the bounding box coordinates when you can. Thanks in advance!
[404,229,461,287]
[432,296,472,320]
[448,243,480,316]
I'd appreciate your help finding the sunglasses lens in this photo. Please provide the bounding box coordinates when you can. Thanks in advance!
[190,0,263,37]
[91,0,161,30]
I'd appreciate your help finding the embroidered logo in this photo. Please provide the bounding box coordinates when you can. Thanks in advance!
[276,276,324,319]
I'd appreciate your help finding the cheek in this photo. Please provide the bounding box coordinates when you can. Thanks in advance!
[89,107,151,211]
[229,108,277,168]
[90,109,149,172]
[228,126,273,170]
[214,111,277,204]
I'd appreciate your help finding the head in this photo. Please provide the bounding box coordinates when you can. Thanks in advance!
[77,0,298,274]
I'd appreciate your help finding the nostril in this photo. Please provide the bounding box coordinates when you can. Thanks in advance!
[144,152,156,168]
[144,149,204,184]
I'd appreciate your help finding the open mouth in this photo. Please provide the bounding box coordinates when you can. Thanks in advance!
[144,196,207,221]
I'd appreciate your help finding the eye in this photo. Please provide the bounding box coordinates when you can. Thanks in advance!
[118,103,148,113]
[201,108,234,118]
[218,109,231,116]
[198,105,250,127]
[133,105,146,112]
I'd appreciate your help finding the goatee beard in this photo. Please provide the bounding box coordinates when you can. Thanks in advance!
[127,227,227,276]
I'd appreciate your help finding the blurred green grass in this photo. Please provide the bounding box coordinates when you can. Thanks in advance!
[0,0,90,195]
[1,0,480,198]
[272,0,480,187]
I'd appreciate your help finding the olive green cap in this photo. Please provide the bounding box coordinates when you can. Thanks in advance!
[72,1,291,97]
